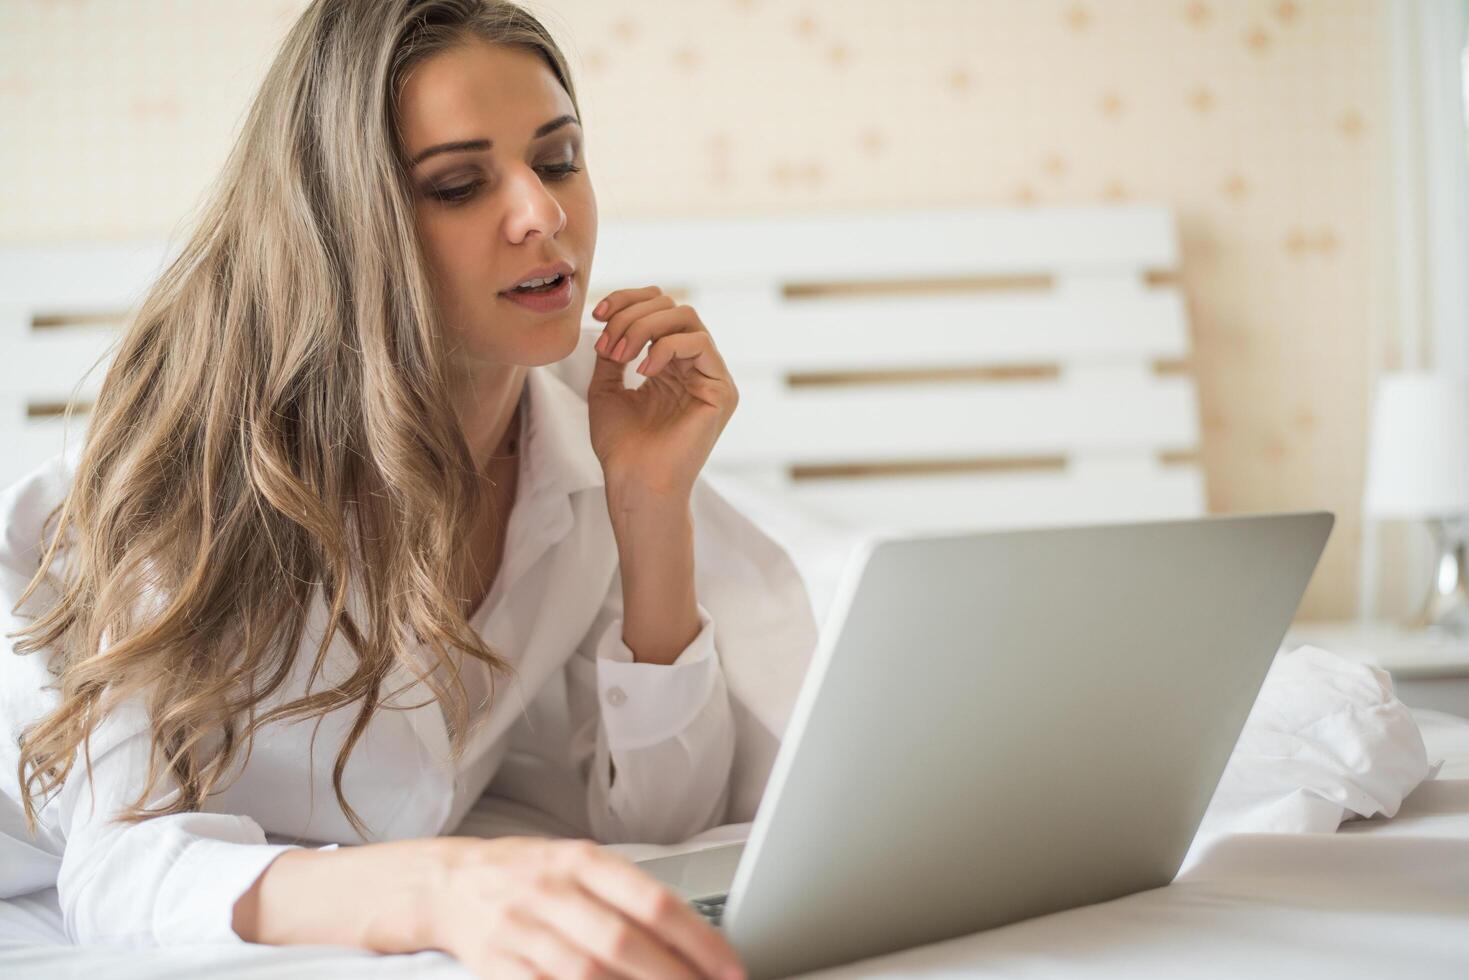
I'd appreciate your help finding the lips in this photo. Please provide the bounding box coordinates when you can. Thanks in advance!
[498,271,574,313]
[500,260,574,295]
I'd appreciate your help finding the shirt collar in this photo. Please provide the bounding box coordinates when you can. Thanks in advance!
[521,360,605,499]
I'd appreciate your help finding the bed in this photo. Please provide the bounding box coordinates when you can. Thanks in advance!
[1,703,1466,978]
[4,211,1466,977]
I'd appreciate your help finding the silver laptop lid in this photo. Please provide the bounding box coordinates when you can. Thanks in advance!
[724,511,1332,979]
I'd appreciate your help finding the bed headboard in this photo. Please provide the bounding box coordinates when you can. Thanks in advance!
[0,204,1202,538]
[594,204,1203,535]
[0,242,171,483]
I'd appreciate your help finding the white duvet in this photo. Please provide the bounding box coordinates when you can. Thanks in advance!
[1193,644,1431,838]
[0,463,1444,970]
[705,470,1438,843]
[0,639,1439,973]
[0,467,1445,968]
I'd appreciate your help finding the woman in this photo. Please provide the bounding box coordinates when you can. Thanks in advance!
[0,1,812,977]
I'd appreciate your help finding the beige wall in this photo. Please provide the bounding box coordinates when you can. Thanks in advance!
[0,0,1395,619]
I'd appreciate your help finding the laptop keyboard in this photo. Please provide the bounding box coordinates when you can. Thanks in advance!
[691,893,727,927]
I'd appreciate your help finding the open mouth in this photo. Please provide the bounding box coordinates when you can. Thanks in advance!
[504,272,567,295]
[498,271,573,312]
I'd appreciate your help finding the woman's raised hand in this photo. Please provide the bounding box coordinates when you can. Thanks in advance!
[586,287,738,500]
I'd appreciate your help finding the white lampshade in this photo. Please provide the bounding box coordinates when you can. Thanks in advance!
[1364,372,1469,519]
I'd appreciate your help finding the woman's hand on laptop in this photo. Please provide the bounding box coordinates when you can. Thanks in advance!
[430,836,744,980]
[234,834,745,980]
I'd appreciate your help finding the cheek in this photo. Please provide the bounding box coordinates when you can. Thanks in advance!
[571,185,597,237]
[419,218,492,307]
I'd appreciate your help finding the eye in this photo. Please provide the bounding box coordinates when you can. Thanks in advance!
[427,163,582,206]
[539,162,582,181]
[429,178,484,205]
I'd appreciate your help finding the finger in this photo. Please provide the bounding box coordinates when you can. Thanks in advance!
[635,331,732,386]
[593,286,664,322]
[576,852,744,980]
[679,377,738,412]
[592,285,665,327]
[612,304,708,365]
[596,293,677,360]
[590,338,633,394]
[530,883,699,980]
[500,907,621,980]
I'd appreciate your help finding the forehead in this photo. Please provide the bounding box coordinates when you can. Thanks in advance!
[396,40,573,150]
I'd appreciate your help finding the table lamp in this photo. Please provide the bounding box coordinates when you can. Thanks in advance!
[1364,372,1469,634]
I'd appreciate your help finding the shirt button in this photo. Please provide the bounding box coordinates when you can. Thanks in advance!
[605,685,628,707]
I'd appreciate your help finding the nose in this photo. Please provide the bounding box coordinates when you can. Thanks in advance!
[502,163,567,243]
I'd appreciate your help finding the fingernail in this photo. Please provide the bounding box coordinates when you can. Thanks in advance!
[635,358,648,374]
[723,967,745,980]
[612,338,627,360]
[594,299,608,319]
[595,333,608,353]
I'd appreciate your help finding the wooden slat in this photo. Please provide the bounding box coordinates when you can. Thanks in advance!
[589,204,1178,285]
[7,420,88,478]
[696,286,1188,372]
[788,365,1064,388]
[0,243,170,310]
[714,372,1199,465]
[773,463,1207,534]
[781,272,1055,299]
[0,324,120,399]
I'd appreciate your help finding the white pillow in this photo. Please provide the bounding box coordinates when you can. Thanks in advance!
[1183,643,1432,870]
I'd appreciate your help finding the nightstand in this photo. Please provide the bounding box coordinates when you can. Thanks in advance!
[1280,621,1469,719]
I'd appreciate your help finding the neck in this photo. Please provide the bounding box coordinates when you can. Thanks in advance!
[450,361,528,475]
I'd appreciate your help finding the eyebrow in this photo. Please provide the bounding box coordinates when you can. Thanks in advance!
[409,114,580,168]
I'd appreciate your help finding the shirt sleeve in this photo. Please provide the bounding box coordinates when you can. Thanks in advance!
[575,570,735,845]
[51,695,333,948]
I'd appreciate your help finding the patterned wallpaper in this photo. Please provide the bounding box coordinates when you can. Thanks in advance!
[0,0,1393,619]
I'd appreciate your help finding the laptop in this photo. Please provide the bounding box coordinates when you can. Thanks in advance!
[636,511,1333,979]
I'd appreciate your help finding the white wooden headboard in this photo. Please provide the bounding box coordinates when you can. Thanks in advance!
[599,204,1203,538]
[0,204,1202,547]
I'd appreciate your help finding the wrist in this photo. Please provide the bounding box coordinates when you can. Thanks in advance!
[374,838,459,954]
[604,474,692,521]
[236,840,450,955]
[606,498,700,664]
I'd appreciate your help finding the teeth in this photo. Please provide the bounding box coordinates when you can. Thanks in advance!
[514,273,562,290]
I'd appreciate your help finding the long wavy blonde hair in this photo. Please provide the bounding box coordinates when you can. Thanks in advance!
[12,0,581,836]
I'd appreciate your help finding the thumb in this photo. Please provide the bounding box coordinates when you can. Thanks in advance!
[588,349,628,396]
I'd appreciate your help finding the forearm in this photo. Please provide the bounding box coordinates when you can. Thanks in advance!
[235,834,748,979]
[232,839,445,953]
[607,487,700,666]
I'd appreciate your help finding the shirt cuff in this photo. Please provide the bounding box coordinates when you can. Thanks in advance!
[594,603,721,752]
[157,833,340,945]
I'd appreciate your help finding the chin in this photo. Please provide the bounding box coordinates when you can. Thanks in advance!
[515,313,585,367]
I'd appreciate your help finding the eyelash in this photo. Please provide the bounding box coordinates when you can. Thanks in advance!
[430,163,583,205]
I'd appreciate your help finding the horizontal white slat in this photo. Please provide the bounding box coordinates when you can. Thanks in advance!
[699,287,1188,372]
[590,204,1177,285]
[714,372,1199,465]
[0,207,1176,317]
[0,325,120,400]
[0,243,171,312]
[765,463,1208,534]
[0,420,87,488]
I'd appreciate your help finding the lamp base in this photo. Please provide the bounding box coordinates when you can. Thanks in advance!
[1410,517,1469,638]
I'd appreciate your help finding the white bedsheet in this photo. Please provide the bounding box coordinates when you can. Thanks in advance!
[3,709,1466,979]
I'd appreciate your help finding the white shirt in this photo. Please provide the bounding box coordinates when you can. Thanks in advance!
[0,341,821,950]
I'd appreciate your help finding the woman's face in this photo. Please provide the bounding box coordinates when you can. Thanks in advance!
[398,40,596,376]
